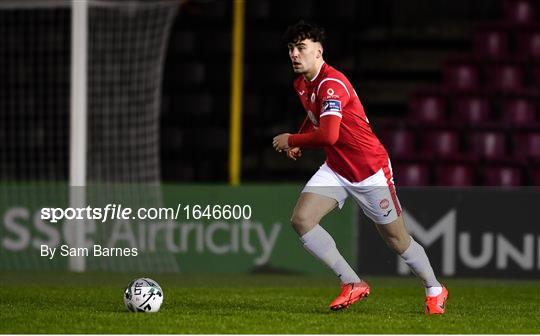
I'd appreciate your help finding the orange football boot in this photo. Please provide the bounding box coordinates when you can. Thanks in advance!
[329,281,370,311]
[425,286,448,315]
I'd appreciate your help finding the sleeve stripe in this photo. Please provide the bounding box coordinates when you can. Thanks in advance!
[320,111,343,118]
[317,78,350,98]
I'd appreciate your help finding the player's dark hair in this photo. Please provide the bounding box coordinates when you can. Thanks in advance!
[283,20,326,46]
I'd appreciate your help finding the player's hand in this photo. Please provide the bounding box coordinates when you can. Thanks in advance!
[286,147,302,160]
[272,133,290,152]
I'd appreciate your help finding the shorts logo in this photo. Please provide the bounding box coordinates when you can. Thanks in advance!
[322,100,341,113]
[379,199,389,209]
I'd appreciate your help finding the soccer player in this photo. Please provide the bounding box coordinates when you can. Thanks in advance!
[272,21,448,314]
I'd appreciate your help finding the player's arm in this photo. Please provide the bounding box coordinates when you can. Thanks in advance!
[272,115,341,150]
[285,116,312,160]
[287,115,341,148]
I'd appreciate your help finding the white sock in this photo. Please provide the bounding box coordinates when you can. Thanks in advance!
[426,286,443,297]
[400,237,441,289]
[301,224,361,284]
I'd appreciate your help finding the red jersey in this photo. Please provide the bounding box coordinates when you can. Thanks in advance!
[289,63,389,183]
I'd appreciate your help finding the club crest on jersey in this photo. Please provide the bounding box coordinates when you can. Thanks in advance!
[322,100,341,113]
[307,110,318,126]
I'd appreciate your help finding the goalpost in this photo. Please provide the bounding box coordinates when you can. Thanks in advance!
[69,0,88,272]
[0,0,179,272]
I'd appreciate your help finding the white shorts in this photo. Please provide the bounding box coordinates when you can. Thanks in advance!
[302,161,402,224]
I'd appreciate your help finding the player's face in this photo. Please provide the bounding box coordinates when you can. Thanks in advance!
[288,39,322,76]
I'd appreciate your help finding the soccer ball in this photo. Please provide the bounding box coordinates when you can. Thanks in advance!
[124,278,164,313]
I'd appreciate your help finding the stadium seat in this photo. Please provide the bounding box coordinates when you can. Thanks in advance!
[501,95,537,125]
[379,129,416,159]
[514,132,540,160]
[483,166,523,186]
[517,24,540,60]
[443,58,481,91]
[452,93,491,125]
[530,167,540,184]
[485,60,524,92]
[435,164,475,186]
[530,63,540,87]
[422,130,461,159]
[394,162,430,186]
[503,0,536,24]
[409,90,447,124]
[474,24,509,59]
[468,131,507,161]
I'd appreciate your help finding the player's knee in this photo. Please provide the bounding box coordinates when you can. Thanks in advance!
[290,211,315,232]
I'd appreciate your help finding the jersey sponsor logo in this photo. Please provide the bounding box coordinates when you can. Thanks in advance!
[325,87,340,100]
[307,110,318,126]
[322,99,341,113]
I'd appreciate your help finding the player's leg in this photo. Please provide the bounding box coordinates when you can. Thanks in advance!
[344,163,447,314]
[295,163,370,311]
[292,192,370,310]
[291,192,360,284]
[374,215,441,288]
[374,215,448,314]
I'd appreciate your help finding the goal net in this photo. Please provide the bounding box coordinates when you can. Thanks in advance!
[0,0,180,272]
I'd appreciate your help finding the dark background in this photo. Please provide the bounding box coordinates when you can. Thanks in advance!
[161,0,540,185]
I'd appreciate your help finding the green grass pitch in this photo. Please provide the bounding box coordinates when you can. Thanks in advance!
[1,271,539,333]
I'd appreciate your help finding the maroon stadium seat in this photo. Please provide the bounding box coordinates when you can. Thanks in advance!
[474,25,509,59]
[394,163,430,186]
[452,93,491,125]
[530,167,540,184]
[435,164,474,186]
[517,24,540,60]
[530,63,540,87]
[504,0,536,24]
[514,132,540,159]
[379,129,415,159]
[468,131,507,160]
[410,90,446,124]
[422,130,461,158]
[483,166,522,186]
[485,61,524,91]
[443,59,480,90]
[501,95,537,125]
